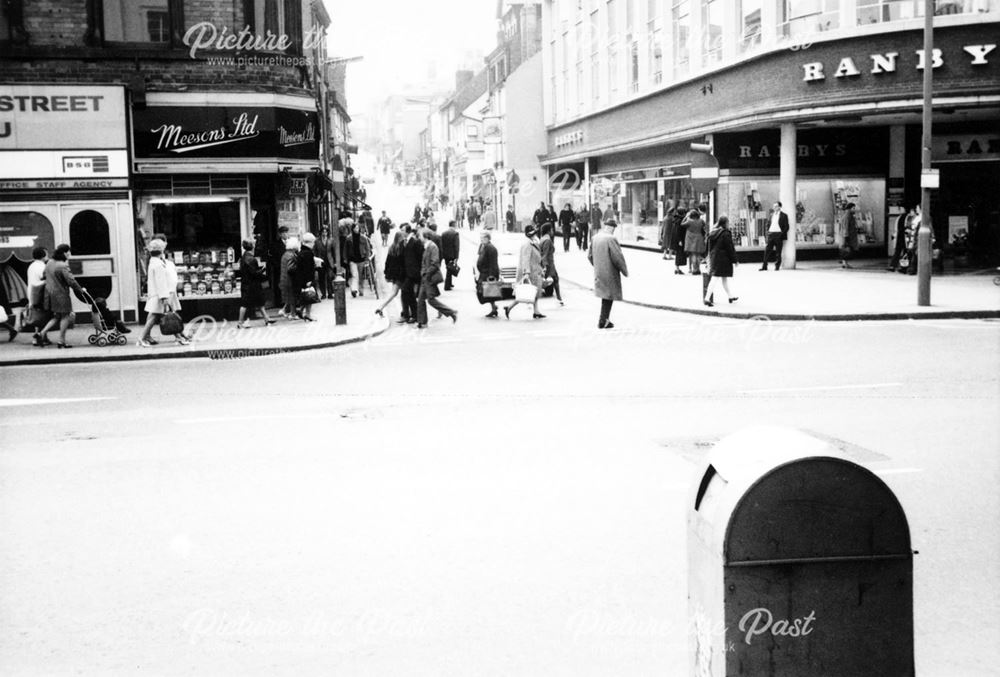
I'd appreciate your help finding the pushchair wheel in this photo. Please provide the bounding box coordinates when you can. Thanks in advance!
[96,335,108,347]
[116,334,128,346]
[88,334,98,345]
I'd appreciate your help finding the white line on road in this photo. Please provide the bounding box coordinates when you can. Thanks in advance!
[0,397,116,408]
[874,468,924,475]
[739,383,903,394]
[175,413,328,424]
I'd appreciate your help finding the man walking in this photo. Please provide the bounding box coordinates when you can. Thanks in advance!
[417,229,458,328]
[559,203,575,252]
[588,219,629,329]
[760,201,789,271]
[888,206,915,272]
[576,203,590,250]
[539,223,563,305]
[377,210,393,247]
[315,226,333,298]
[505,205,516,232]
[400,225,423,324]
[441,219,461,291]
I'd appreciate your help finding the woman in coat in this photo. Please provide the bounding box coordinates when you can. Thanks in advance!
[668,207,688,274]
[237,238,274,327]
[375,230,407,318]
[704,216,738,307]
[504,225,545,320]
[475,230,501,318]
[538,223,563,305]
[136,239,172,348]
[295,233,318,321]
[279,237,300,319]
[683,209,707,274]
[38,243,86,348]
[838,202,859,269]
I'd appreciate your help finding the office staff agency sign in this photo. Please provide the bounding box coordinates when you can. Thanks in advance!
[0,85,127,150]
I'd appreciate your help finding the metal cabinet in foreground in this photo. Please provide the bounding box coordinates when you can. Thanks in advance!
[688,427,914,677]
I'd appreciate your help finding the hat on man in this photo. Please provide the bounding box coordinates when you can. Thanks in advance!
[524,225,537,238]
[301,232,316,244]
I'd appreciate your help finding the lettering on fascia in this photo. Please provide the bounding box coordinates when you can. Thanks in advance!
[803,44,996,82]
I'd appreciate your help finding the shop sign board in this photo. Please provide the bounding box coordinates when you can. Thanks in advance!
[0,85,127,151]
[0,150,129,181]
[932,134,1000,162]
[132,106,319,162]
[713,129,889,172]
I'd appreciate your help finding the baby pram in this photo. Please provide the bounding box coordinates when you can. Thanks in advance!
[79,289,129,346]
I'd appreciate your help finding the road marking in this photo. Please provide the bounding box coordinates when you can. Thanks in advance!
[0,397,116,408]
[175,413,324,424]
[739,383,903,394]
[874,467,924,475]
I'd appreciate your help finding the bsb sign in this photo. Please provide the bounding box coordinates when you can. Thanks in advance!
[132,106,319,161]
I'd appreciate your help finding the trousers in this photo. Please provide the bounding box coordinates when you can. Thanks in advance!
[763,232,784,269]
[599,299,614,328]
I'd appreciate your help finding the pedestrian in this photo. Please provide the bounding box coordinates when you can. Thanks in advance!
[345,221,372,297]
[0,274,17,342]
[417,228,457,328]
[413,203,422,222]
[888,206,915,272]
[268,226,288,307]
[38,245,87,348]
[237,239,274,327]
[482,206,497,230]
[682,209,707,274]
[760,201,790,271]
[602,202,616,224]
[669,206,688,275]
[377,210,393,247]
[23,246,48,343]
[441,219,461,291]
[505,205,516,232]
[559,203,575,252]
[400,224,423,324]
[156,236,191,345]
[546,203,558,226]
[576,203,590,250]
[375,230,407,318]
[704,216,739,307]
[533,201,547,227]
[314,226,333,298]
[904,205,927,275]
[838,202,859,269]
[297,232,318,321]
[136,240,169,348]
[279,237,300,319]
[504,225,545,320]
[539,223,564,305]
[467,202,477,228]
[475,230,501,318]
[588,220,629,329]
[360,208,375,238]
[659,211,672,260]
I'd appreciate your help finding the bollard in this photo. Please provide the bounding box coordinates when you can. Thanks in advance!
[688,427,914,676]
[917,224,932,306]
[332,273,347,325]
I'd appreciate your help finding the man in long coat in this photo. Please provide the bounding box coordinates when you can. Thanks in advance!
[588,219,629,329]
[441,220,461,291]
[417,229,457,327]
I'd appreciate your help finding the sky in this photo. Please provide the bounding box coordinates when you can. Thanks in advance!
[326,0,500,115]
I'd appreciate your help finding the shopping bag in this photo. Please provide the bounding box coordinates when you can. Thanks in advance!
[299,286,319,305]
[160,311,184,336]
[514,281,537,303]
[480,278,502,300]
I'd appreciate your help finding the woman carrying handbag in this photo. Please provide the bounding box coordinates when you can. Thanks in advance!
[475,230,502,318]
[504,225,545,320]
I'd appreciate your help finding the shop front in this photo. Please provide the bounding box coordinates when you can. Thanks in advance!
[131,95,320,320]
[0,85,135,323]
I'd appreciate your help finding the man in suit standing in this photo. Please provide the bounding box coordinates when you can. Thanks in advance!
[441,220,461,291]
[760,201,790,271]
[417,229,458,328]
[400,225,423,324]
[588,219,629,329]
[558,203,575,252]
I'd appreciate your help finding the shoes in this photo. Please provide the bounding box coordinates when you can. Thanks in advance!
[265,319,276,325]
[775,266,781,271]
[147,337,159,345]
[451,312,458,324]
[558,300,564,306]
[7,329,16,342]
[486,310,498,318]
[406,318,417,324]
[603,322,614,329]
[351,291,357,298]
[55,342,72,349]
[175,337,191,345]
[302,316,316,322]
[704,300,714,307]
[375,309,384,317]
[729,297,739,304]
[674,269,684,275]
[278,309,287,317]
[759,266,767,271]
[887,266,896,272]
[504,306,511,320]
[237,322,249,329]
[416,323,427,329]
[533,313,546,319]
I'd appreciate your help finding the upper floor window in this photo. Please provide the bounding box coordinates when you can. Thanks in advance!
[607,0,617,37]
[857,0,996,25]
[249,0,304,54]
[740,0,763,52]
[102,0,175,44]
[780,0,840,38]
[672,0,690,77]
[701,0,723,64]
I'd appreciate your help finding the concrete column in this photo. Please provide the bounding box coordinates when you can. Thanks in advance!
[779,123,797,269]
[888,124,906,254]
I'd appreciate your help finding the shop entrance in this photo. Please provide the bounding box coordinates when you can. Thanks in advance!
[933,161,1000,266]
[61,204,122,315]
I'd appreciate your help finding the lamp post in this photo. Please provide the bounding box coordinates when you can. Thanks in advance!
[917,0,933,306]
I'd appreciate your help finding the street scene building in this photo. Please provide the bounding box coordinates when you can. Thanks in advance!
[2,2,1000,676]
[540,0,999,265]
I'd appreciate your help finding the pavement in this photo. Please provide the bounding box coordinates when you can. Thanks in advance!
[0,294,390,367]
[476,228,1000,321]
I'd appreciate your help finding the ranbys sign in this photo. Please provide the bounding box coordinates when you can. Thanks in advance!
[0,85,127,150]
[133,107,319,161]
[802,43,995,82]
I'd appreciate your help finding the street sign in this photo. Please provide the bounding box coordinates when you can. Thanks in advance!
[689,145,720,194]
[921,169,940,189]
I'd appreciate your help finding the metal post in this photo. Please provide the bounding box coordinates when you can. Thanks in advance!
[917,0,934,306]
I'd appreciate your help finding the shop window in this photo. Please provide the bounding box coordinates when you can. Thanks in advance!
[0,211,55,264]
[69,210,111,256]
[150,200,241,251]
[101,0,182,44]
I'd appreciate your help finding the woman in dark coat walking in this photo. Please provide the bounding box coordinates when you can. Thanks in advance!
[237,239,274,327]
[669,207,688,274]
[38,243,86,348]
[375,230,406,318]
[683,209,707,274]
[475,230,501,317]
[704,216,738,307]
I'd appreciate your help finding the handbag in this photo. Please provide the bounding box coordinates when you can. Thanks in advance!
[160,311,184,336]
[447,260,461,277]
[480,277,502,300]
[898,253,910,268]
[0,306,6,324]
[514,280,538,303]
[299,286,319,305]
